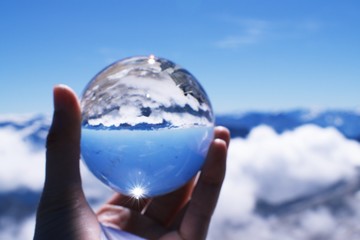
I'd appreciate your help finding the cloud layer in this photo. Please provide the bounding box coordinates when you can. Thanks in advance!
[209,124,360,239]
[2,122,360,239]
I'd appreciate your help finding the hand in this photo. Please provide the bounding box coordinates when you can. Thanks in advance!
[34,85,230,240]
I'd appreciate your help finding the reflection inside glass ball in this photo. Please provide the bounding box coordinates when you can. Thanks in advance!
[80,55,214,198]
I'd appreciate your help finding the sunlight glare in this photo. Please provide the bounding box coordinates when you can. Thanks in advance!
[130,185,146,199]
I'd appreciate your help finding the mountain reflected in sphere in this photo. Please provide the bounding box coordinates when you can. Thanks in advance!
[80,56,214,198]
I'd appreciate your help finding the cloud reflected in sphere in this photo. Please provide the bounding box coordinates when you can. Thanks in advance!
[80,55,214,198]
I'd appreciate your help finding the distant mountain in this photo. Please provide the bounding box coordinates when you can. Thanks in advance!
[1,109,360,146]
[216,109,360,141]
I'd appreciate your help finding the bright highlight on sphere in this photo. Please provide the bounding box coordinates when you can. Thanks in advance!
[80,55,214,198]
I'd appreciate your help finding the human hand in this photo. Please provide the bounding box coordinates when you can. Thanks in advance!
[34,85,230,240]
[96,124,230,239]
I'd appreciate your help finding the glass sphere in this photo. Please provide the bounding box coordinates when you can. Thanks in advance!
[80,55,214,198]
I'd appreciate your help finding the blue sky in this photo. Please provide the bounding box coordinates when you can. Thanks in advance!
[1,0,359,114]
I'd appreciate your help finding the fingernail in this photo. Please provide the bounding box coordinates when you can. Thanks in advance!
[53,85,70,111]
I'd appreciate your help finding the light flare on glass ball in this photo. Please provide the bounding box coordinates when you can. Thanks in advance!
[80,55,214,198]
[130,185,147,200]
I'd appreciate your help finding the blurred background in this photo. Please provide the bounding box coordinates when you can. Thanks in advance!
[1,0,360,239]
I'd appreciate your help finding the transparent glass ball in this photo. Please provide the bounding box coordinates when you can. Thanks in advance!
[80,55,214,198]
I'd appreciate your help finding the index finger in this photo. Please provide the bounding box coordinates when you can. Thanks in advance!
[179,128,229,239]
[144,126,230,227]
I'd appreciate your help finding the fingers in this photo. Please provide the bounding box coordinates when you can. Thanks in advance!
[214,126,230,147]
[104,180,194,227]
[105,193,150,213]
[143,178,195,226]
[98,126,230,240]
[44,85,82,193]
[179,127,229,239]
[141,127,230,227]
[97,204,132,230]
[97,203,170,239]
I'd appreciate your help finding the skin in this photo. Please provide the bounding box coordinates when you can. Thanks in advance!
[34,85,230,240]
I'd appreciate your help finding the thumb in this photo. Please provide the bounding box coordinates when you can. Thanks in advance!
[35,85,101,239]
[44,85,82,192]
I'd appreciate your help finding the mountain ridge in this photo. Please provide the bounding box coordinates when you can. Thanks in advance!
[216,108,360,141]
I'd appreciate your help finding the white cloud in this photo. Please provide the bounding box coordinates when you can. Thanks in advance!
[0,122,111,195]
[3,119,360,239]
[215,35,260,48]
[209,124,360,239]
[215,19,269,49]
[298,19,323,32]
[0,126,45,191]
[299,207,336,235]
[214,17,323,49]
[221,125,360,204]
[83,58,213,128]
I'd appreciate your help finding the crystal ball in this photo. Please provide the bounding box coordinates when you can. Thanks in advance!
[80,55,214,198]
